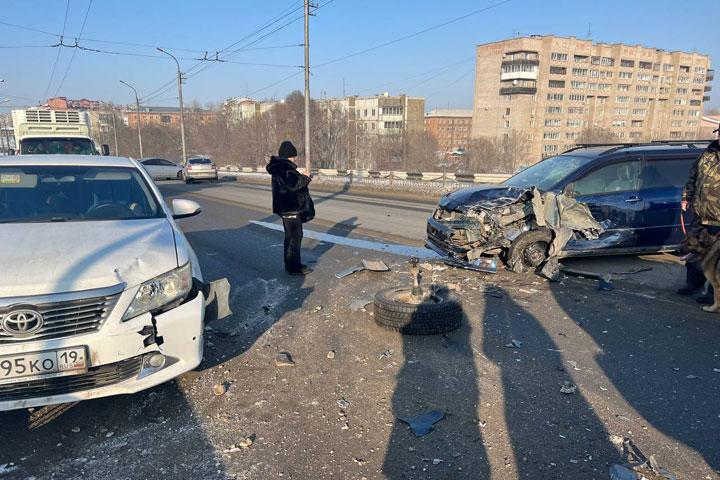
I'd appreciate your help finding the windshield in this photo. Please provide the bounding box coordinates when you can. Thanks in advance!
[20,137,97,155]
[189,158,212,164]
[0,166,165,223]
[503,155,592,191]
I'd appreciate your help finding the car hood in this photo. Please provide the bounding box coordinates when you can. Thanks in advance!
[438,184,529,212]
[0,219,177,297]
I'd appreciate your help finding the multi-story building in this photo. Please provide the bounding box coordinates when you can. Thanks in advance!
[700,115,720,139]
[472,35,713,161]
[424,109,473,153]
[124,106,217,128]
[345,93,425,136]
[43,97,101,111]
[222,97,277,123]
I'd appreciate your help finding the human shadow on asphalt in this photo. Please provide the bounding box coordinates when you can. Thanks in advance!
[549,280,720,473]
[0,382,225,479]
[482,287,618,478]
[381,307,490,478]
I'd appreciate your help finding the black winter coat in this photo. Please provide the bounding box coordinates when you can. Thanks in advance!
[266,156,315,221]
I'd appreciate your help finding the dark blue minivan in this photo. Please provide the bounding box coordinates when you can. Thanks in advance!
[427,142,710,267]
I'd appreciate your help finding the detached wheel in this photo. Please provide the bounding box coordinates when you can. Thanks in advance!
[373,286,462,335]
[507,229,552,272]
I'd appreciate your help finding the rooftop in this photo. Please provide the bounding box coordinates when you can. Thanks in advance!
[425,109,473,118]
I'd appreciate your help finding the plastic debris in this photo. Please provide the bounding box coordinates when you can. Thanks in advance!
[568,360,580,370]
[598,279,615,291]
[336,260,390,278]
[432,459,443,465]
[505,339,523,348]
[559,381,577,394]
[444,257,498,274]
[398,410,445,436]
[212,383,228,396]
[275,352,295,367]
[608,464,637,480]
[337,398,350,408]
[714,368,720,373]
[686,374,700,379]
[611,267,653,275]
[610,437,679,480]
[223,435,255,452]
[348,295,375,312]
[378,350,391,359]
[327,350,336,359]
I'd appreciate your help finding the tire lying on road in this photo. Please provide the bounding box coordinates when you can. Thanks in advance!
[373,286,462,335]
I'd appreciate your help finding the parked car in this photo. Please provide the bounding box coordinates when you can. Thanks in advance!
[426,142,709,270]
[0,155,207,411]
[182,156,218,184]
[138,157,183,180]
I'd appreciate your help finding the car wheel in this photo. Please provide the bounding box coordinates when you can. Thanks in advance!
[506,229,552,273]
[177,171,183,179]
[373,286,462,335]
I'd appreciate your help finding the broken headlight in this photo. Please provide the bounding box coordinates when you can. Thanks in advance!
[122,262,192,321]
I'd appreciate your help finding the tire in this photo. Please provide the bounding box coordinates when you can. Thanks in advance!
[177,171,183,179]
[507,229,552,273]
[373,286,462,335]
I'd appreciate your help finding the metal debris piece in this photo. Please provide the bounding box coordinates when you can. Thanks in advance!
[335,260,390,278]
[223,435,255,452]
[379,350,391,359]
[336,265,364,279]
[348,295,374,312]
[598,279,615,291]
[568,360,580,370]
[608,464,637,480]
[505,339,523,348]
[275,352,295,367]
[559,381,577,394]
[398,410,445,436]
[614,437,679,480]
[432,459,443,465]
[337,398,350,408]
[444,258,498,274]
[611,267,653,275]
[686,374,700,379]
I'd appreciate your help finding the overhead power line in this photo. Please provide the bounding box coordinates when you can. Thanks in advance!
[313,0,512,68]
[42,0,71,101]
[54,0,93,96]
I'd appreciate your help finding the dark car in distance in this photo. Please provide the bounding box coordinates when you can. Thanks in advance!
[427,141,710,269]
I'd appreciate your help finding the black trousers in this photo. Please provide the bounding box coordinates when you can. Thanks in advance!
[685,215,720,288]
[281,214,303,271]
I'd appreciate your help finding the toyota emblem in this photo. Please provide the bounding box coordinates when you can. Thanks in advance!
[2,310,44,336]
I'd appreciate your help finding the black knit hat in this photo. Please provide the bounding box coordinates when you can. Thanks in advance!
[279,141,298,158]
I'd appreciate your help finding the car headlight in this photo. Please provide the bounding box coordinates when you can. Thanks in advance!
[122,263,193,321]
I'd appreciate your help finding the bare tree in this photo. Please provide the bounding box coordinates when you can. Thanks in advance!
[579,126,615,144]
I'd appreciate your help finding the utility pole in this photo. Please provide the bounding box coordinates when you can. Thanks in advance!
[110,108,118,156]
[157,48,188,166]
[120,80,144,157]
[303,0,312,174]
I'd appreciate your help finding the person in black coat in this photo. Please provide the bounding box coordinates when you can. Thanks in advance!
[266,141,315,274]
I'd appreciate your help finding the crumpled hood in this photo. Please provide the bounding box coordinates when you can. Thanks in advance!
[0,219,178,297]
[439,184,528,212]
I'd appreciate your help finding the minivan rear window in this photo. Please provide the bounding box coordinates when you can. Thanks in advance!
[189,158,212,164]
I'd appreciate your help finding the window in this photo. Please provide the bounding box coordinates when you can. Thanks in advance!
[679,65,690,73]
[687,120,699,127]
[549,66,567,75]
[620,59,635,68]
[590,70,599,77]
[632,109,646,116]
[364,109,367,116]
[571,81,586,89]
[693,77,705,85]
[685,131,696,139]
[572,68,588,76]
[598,83,612,91]
[569,94,586,102]
[639,61,652,70]
[551,52,568,61]
[671,120,683,127]
[383,121,402,129]
[676,87,688,94]
[669,131,682,138]
[566,132,581,139]
[615,108,629,115]
[695,66,707,74]
[381,106,403,115]
[636,85,649,92]
[613,132,626,139]
[634,97,648,104]
[601,57,615,66]
[672,109,684,116]
[591,56,600,65]
[544,144,559,153]
[678,76,690,84]
[545,118,562,127]
[663,64,674,72]
[599,71,613,78]
[637,73,652,81]
[631,120,644,126]
[573,160,640,195]
[674,98,687,105]
[543,132,560,140]
[372,109,375,116]
[616,96,630,103]
[640,159,693,189]
[549,80,565,88]
[547,93,564,101]
[612,120,627,127]
[545,106,563,114]
[617,84,630,91]
[574,55,589,63]
[568,107,584,114]
[567,119,583,127]
[630,132,643,139]
[161,115,171,124]
[689,110,700,117]
[588,82,597,90]
[619,71,633,79]
[504,120,510,128]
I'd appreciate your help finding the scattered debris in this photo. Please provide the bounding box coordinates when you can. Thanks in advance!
[378,350,391,359]
[71,426,80,433]
[686,374,700,379]
[610,437,679,480]
[398,410,445,436]
[275,352,295,367]
[559,381,577,394]
[598,279,615,291]
[337,398,350,409]
[443,258,498,274]
[505,339,523,348]
[223,435,255,452]
[327,350,336,359]
[568,360,580,370]
[518,288,538,294]
[611,267,653,275]
[336,260,390,278]
[561,268,612,282]
[419,262,447,271]
[212,383,228,396]
[714,368,720,373]
[432,458,443,465]
[353,457,366,466]
[570,459,578,464]
[609,464,637,480]
[348,295,374,312]
[616,415,632,422]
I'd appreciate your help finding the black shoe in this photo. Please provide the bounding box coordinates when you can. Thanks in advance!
[288,266,312,275]
[697,294,714,305]
[677,283,702,295]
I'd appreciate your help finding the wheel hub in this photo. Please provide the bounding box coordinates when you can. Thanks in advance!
[523,242,547,266]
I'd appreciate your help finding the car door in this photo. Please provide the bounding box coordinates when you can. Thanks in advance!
[635,154,696,250]
[562,157,643,253]
[157,159,176,178]
[141,159,161,179]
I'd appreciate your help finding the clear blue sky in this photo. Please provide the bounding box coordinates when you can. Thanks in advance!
[1,0,718,112]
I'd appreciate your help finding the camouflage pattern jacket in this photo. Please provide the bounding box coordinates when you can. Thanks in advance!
[683,140,720,223]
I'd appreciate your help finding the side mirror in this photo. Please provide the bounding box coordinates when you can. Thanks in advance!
[102,144,110,156]
[172,199,202,219]
[562,182,576,196]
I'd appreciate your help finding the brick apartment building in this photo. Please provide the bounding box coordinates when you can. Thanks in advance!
[124,106,217,128]
[472,35,713,161]
[424,109,473,153]
[43,97,101,111]
[222,97,278,123]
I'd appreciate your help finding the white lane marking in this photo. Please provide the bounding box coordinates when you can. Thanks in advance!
[249,220,440,259]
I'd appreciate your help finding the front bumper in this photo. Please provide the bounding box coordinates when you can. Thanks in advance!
[426,217,472,257]
[0,291,204,412]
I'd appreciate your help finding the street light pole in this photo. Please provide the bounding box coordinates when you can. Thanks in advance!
[303,0,311,174]
[0,99,10,154]
[157,48,187,166]
[120,80,144,157]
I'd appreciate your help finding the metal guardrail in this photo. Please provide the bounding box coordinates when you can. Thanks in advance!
[219,166,511,184]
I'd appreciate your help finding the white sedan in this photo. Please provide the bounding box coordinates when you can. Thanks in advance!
[139,157,183,180]
[0,155,208,411]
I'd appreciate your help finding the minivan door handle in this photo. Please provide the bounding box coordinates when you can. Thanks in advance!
[625,196,642,203]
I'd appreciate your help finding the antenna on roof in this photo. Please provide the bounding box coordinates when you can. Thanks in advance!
[587,22,592,40]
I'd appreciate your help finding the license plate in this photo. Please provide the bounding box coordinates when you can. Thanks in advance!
[0,347,87,385]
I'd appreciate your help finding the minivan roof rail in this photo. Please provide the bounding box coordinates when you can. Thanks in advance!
[562,140,713,156]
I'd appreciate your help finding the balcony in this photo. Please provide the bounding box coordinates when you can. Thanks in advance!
[705,85,712,92]
[499,86,538,95]
[501,59,540,67]
[500,71,538,81]
[704,96,711,102]
[707,69,715,81]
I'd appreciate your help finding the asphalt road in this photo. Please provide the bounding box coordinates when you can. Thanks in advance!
[1,179,719,480]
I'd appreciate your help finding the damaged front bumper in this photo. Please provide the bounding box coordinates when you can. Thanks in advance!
[0,285,205,412]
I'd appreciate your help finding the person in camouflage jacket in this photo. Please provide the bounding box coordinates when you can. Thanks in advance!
[678,126,720,302]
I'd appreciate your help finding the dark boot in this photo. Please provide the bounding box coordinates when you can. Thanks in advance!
[697,284,715,304]
[677,283,702,295]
